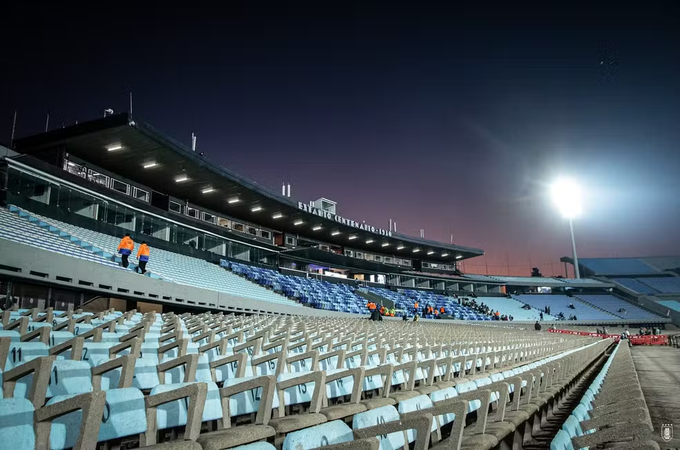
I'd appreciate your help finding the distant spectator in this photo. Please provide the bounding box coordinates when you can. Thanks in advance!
[568,303,575,309]
[509,315,514,321]
[547,306,551,315]
[535,321,542,331]
[136,241,150,274]
[117,233,134,269]
[624,329,630,338]
[539,312,544,321]
[523,304,531,310]
[413,315,419,322]
[602,326,607,335]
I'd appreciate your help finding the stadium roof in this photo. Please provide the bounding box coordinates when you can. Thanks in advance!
[13,113,484,262]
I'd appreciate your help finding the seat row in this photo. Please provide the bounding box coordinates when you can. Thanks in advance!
[0,305,611,450]
[551,341,659,449]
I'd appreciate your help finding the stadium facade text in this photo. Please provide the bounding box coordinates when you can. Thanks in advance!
[298,202,393,237]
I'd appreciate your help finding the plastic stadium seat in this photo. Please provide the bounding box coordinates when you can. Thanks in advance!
[282,420,355,450]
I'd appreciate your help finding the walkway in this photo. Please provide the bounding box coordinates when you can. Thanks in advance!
[632,346,680,449]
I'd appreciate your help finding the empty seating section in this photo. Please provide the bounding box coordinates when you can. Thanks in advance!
[612,278,660,294]
[579,258,659,276]
[634,277,680,294]
[5,206,298,308]
[575,295,661,320]
[0,208,120,270]
[1,303,634,450]
[550,342,658,449]
[658,300,680,312]
[513,295,618,321]
[475,297,552,321]
[228,262,365,313]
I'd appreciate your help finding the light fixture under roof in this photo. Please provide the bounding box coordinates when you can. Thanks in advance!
[397,245,405,250]
[312,225,322,231]
[413,248,420,253]
[251,206,262,212]
[228,198,240,204]
[175,176,188,183]
[331,231,340,236]
[427,251,435,255]
[272,213,283,219]
[366,239,374,244]
[381,243,389,247]
[456,255,463,259]
[294,220,304,226]
[143,162,157,169]
[348,235,357,240]
[201,187,214,194]
[442,253,449,257]
[106,145,122,152]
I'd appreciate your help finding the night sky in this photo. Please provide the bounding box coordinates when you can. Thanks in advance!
[3,2,680,276]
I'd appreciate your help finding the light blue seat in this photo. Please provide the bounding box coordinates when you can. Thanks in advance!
[456,381,480,412]
[233,443,277,450]
[48,388,146,449]
[397,394,437,442]
[278,372,315,407]
[49,331,75,347]
[430,387,458,425]
[550,429,574,450]
[0,331,20,341]
[0,397,35,449]
[325,368,354,400]
[362,365,385,392]
[222,376,280,416]
[562,415,583,438]
[353,405,404,450]
[151,382,222,427]
[5,342,49,370]
[132,357,161,390]
[283,420,354,450]
[572,404,590,422]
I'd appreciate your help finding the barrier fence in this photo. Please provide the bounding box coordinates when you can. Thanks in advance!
[548,328,669,346]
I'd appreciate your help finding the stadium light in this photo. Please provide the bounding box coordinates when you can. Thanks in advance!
[366,239,374,244]
[294,220,304,225]
[175,176,188,183]
[251,206,262,212]
[143,162,157,169]
[312,225,322,231]
[413,248,420,253]
[201,187,214,194]
[348,235,357,240]
[331,231,340,236]
[272,213,283,219]
[397,245,405,250]
[551,178,582,278]
[456,255,462,259]
[228,198,240,204]
[382,243,389,247]
[106,145,122,152]
[442,253,449,257]
[427,250,434,255]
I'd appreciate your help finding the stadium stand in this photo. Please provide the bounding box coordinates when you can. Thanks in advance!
[1,303,639,450]
[611,278,660,295]
[473,297,552,321]
[578,258,659,276]
[550,341,658,449]
[5,205,300,308]
[574,295,661,320]
[634,277,680,294]
[657,300,680,313]
[512,295,619,321]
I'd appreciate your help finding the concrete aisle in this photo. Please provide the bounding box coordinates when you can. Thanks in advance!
[632,346,680,449]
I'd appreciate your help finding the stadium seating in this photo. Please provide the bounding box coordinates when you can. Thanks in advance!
[365,287,491,320]
[550,341,658,449]
[0,303,629,450]
[578,258,659,276]
[611,278,660,295]
[474,297,553,321]
[634,277,680,294]
[658,300,680,312]
[574,295,661,320]
[513,295,618,321]
[5,206,300,308]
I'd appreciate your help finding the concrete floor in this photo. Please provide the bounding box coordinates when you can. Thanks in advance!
[632,346,680,449]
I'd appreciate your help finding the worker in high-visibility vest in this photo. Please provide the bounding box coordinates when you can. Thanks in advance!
[137,241,150,274]
[117,233,134,268]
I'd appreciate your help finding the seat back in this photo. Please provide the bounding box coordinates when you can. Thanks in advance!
[283,420,354,450]
[0,397,35,449]
[353,405,404,450]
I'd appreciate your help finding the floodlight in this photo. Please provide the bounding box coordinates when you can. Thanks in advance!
[551,178,582,219]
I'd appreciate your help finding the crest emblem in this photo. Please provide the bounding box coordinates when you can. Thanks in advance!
[661,423,673,442]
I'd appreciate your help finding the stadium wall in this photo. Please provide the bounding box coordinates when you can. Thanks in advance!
[0,239,360,318]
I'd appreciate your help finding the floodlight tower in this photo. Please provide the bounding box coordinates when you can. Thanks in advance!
[551,179,582,279]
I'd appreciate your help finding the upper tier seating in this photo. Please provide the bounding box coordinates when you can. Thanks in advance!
[365,287,490,320]
[657,300,680,312]
[579,258,659,276]
[634,277,680,294]
[513,295,618,321]
[611,278,660,295]
[574,295,662,320]
[474,297,554,321]
[5,206,299,308]
[0,303,625,450]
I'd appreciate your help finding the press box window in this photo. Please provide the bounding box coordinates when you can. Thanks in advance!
[285,236,296,246]
[110,179,130,195]
[169,201,183,214]
[247,227,257,236]
[133,187,150,202]
[260,230,271,239]
[233,222,245,233]
[186,207,198,219]
[203,212,216,223]
[87,170,109,188]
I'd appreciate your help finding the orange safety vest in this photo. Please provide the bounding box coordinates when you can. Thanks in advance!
[414,302,419,309]
[434,310,439,315]
[117,236,134,252]
[137,243,150,260]
[440,307,445,314]
[380,306,385,314]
